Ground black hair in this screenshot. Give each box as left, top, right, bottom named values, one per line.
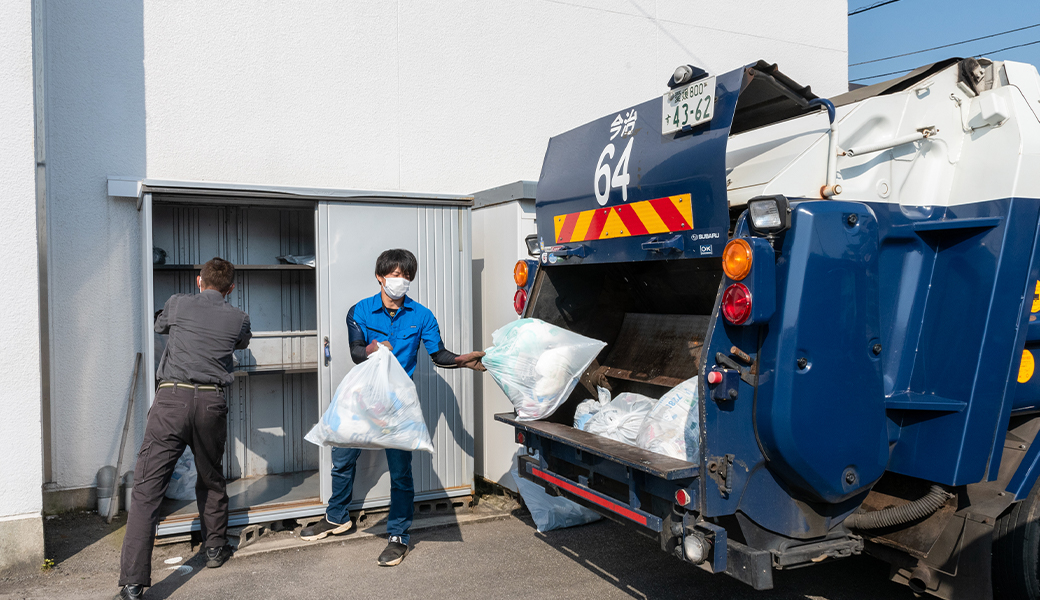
left=375, top=249, right=418, bottom=281
left=200, top=257, right=235, bottom=293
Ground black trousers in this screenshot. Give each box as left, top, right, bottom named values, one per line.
left=118, top=385, right=229, bottom=587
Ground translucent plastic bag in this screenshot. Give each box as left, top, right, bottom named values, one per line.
left=573, top=386, right=611, bottom=430
left=512, top=468, right=601, bottom=532
left=483, top=319, right=606, bottom=421
left=581, top=392, right=655, bottom=446
left=305, top=345, right=434, bottom=453
left=636, top=378, right=700, bottom=462
left=166, top=447, right=197, bottom=500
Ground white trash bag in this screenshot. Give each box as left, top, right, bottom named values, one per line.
left=483, top=319, right=606, bottom=421
left=573, top=386, right=611, bottom=430
left=166, top=446, right=197, bottom=500
left=512, top=468, right=601, bottom=532
left=636, top=378, right=701, bottom=462
left=305, top=345, right=434, bottom=453
left=581, top=392, right=655, bottom=446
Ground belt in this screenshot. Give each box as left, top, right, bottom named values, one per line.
left=158, top=382, right=224, bottom=392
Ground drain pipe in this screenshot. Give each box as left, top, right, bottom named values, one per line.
left=809, top=98, right=841, bottom=198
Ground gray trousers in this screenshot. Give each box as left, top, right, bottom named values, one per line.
left=118, top=385, right=229, bottom=587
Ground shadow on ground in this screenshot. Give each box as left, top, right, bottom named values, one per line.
left=522, top=512, right=915, bottom=600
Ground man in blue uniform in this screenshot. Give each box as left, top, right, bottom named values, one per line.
left=300, top=249, right=484, bottom=566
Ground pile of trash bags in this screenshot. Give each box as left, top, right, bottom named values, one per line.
left=483, top=318, right=700, bottom=462
left=482, top=319, right=606, bottom=421
left=570, top=378, right=699, bottom=462
left=306, top=345, right=434, bottom=453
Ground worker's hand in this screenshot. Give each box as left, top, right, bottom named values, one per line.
left=366, top=340, right=393, bottom=356
left=455, top=351, right=486, bottom=371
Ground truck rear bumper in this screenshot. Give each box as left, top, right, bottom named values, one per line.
left=495, top=412, right=698, bottom=480
left=499, top=412, right=776, bottom=590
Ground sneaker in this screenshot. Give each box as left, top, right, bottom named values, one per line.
left=299, top=517, right=353, bottom=541
left=115, top=584, right=144, bottom=599
left=377, top=535, right=409, bottom=567
left=205, top=544, right=233, bottom=569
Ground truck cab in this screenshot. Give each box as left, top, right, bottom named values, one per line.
left=497, top=57, right=1040, bottom=599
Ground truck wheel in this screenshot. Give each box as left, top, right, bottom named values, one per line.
left=993, top=477, right=1040, bottom=600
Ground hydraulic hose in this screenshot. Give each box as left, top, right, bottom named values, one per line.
left=844, top=485, right=953, bottom=530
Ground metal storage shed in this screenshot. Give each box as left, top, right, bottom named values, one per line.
left=116, top=178, right=475, bottom=535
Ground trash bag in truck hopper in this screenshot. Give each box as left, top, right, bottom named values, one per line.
left=573, top=386, right=612, bottom=430
left=580, top=392, right=655, bottom=446
left=636, top=377, right=700, bottom=462
left=305, top=345, right=434, bottom=452
left=483, top=318, right=606, bottom=421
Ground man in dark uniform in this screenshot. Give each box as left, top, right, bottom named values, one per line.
left=116, top=258, right=251, bottom=600
left=300, top=248, right=484, bottom=567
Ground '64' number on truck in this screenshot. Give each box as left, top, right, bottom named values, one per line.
left=594, top=109, right=638, bottom=205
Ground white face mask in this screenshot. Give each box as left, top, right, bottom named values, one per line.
left=382, top=277, right=410, bottom=300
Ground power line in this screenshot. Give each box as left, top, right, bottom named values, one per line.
left=850, top=39, right=1040, bottom=82
left=849, top=0, right=903, bottom=17
left=851, top=23, right=1040, bottom=66
left=975, top=38, right=1040, bottom=56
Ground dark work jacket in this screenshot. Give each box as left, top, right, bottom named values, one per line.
left=155, top=289, right=251, bottom=386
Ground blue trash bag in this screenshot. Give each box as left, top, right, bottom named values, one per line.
left=512, top=468, right=602, bottom=533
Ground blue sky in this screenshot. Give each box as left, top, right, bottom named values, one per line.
left=848, top=0, right=1040, bottom=86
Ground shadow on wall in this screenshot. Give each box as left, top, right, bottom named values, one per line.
left=44, top=0, right=147, bottom=565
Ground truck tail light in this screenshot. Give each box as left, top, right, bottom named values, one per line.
left=721, top=283, right=752, bottom=324
left=514, top=260, right=529, bottom=287
left=514, top=289, right=528, bottom=315
left=722, top=238, right=752, bottom=281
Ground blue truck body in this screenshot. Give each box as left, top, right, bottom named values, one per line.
left=498, top=58, right=1040, bottom=599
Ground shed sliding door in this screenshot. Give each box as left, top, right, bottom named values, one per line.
left=318, top=201, right=474, bottom=507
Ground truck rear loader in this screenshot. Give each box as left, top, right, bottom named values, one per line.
left=497, top=57, right=1040, bottom=599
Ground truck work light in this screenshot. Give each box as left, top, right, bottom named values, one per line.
left=747, top=194, right=792, bottom=236
left=722, top=239, right=753, bottom=281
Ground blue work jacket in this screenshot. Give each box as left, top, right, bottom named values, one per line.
left=346, top=293, right=447, bottom=377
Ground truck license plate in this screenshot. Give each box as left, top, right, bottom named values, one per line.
left=662, top=76, right=716, bottom=135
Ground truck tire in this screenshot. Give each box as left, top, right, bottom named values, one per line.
left=993, top=477, right=1040, bottom=600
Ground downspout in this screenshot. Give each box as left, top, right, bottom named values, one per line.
left=32, top=0, right=53, bottom=486
left=809, top=98, right=841, bottom=198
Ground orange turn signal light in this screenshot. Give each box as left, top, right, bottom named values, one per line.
left=514, top=260, right=529, bottom=287
left=722, top=239, right=753, bottom=281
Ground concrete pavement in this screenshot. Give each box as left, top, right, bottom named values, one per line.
left=1, top=506, right=916, bottom=600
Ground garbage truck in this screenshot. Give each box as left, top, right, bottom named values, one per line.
left=496, top=57, right=1040, bottom=600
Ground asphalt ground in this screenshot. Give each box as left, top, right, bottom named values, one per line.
left=1, top=506, right=918, bottom=600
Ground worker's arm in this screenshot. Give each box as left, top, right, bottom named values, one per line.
left=235, top=314, right=252, bottom=350
left=154, top=298, right=174, bottom=334
left=421, top=313, right=485, bottom=371
left=346, top=305, right=384, bottom=364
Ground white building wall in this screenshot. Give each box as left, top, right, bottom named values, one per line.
left=0, top=0, right=45, bottom=572
left=39, top=0, right=846, bottom=494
